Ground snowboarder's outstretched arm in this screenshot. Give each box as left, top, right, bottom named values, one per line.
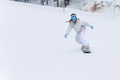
left=84, top=21, right=94, bottom=29
left=64, top=23, right=73, bottom=38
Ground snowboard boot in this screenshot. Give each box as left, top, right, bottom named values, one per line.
left=81, top=46, right=91, bottom=53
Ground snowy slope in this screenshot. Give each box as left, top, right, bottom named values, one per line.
left=68, top=0, right=120, bottom=14
left=0, top=1, right=120, bottom=80
left=13, top=0, right=120, bottom=15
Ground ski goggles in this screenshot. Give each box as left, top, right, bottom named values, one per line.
left=71, top=15, right=77, bottom=21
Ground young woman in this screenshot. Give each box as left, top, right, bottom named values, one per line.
left=64, top=13, right=94, bottom=53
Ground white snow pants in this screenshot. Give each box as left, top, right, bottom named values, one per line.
left=75, top=29, right=89, bottom=46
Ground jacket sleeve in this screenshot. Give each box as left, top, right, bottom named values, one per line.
left=65, top=23, right=73, bottom=35
left=84, top=21, right=92, bottom=28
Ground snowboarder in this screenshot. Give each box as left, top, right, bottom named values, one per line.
left=64, top=13, right=94, bottom=53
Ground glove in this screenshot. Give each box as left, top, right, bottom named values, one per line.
left=64, top=33, right=68, bottom=38
left=90, top=25, right=94, bottom=29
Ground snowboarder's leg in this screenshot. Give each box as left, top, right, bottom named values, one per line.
left=75, top=29, right=91, bottom=53
left=75, top=29, right=89, bottom=46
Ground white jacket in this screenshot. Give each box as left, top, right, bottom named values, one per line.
left=66, top=19, right=91, bottom=35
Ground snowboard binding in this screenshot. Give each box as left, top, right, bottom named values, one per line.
left=81, top=46, right=91, bottom=53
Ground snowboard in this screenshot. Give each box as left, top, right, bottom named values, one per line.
left=81, top=46, right=91, bottom=53
left=82, top=50, right=91, bottom=53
